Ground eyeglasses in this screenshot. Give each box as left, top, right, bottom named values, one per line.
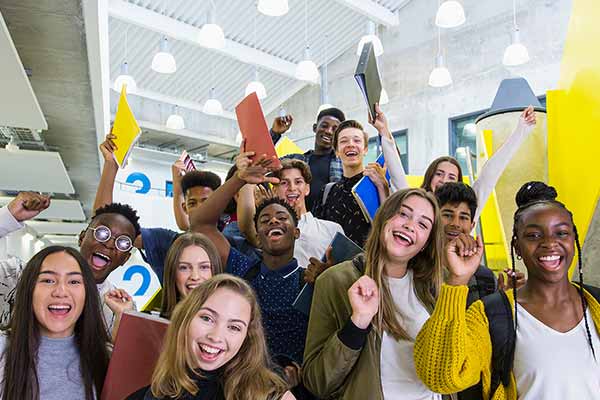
left=87, top=225, right=133, bottom=252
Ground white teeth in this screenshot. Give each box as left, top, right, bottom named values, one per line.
left=268, top=228, right=284, bottom=237
left=200, top=344, right=221, bottom=354
left=48, top=305, right=71, bottom=310
left=94, top=252, right=111, bottom=262
left=393, top=232, right=414, bottom=245
left=540, top=255, right=561, bottom=261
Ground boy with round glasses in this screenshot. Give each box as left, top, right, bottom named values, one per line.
left=78, top=202, right=141, bottom=335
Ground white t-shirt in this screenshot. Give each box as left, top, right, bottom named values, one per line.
left=294, top=212, right=343, bottom=268
left=380, top=270, right=442, bottom=400
left=514, top=305, right=600, bottom=399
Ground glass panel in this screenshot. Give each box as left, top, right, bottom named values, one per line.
left=364, top=130, right=408, bottom=172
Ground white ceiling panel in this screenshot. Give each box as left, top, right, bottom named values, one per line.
left=0, top=148, right=75, bottom=194
left=26, top=221, right=88, bottom=236
left=0, top=10, right=47, bottom=130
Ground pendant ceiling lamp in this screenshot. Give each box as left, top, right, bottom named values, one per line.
left=166, top=105, right=185, bottom=130
left=295, top=0, right=320, bottom=84
left=257, top=0, right=289, bottom=17
left=151, top=36, right=177, bottom=74
left=199, top=1, right=225, bottom=49
left=428, top=26, right=452, bottom=88
left=203, top=88, right=223, bottom=116
left=503, top=0, right=530, bottom=66
left=245, top=10, right=268, bottom=99
left=356, top=21, right=383, bottom=57
left=114, top=27, right=137, bottom=93
left=435, top=1, right=466, bottom=28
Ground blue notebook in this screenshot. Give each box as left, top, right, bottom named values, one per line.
left=293, top=233, right=364, bottom=316
left=352, top=153, right=390, bottom=222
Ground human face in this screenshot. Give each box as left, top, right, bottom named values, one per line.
left=336, top=128, right=368, bottom=169
left=514, top=204, right=575, bottom=284
left=183, top=186, right=214, bottom=216
left=33, top=252, right=86, bottom=339
left=188, top=288, right=251, bottom=371
left=275, top=168, right=309, bottom=213
left=79, top=213, right=135, bottom=283
left=440, top=202, right=474, bottom=242
left=175, top=245, right=213, bottom=298
left=256, top=203, right=298, bottom=256
left=313, top=115, right=341, bottom=151
left=383, top=195, right=435, bottom=263
left=430, top=161, right=460, bottom=192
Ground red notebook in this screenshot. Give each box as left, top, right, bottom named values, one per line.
left=101, top=311, right=170, bottom=400
left=235, top=92, right=282, bottom=169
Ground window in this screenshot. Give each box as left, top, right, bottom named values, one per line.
left=364, top=129, right=409, bottom=173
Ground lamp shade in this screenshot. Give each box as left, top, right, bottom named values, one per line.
left=257, top=0, right=289, bottom=16
left=113, top=61, right=137, bottom=93
left=203, top=97, right=223, bottom=116
left=295, top=47, right=320, bottom=84
left=166, top=114, right=185, bottom=130
left=151, top=37, right=176, bottom=74
left=356, top=21, right=383, bottom=56
left=199, top=23, right=225, bottom=49
left=503, top=29, right=530, bottom=66
left=318, top=103, right=333, bottom=113
left=428, top=55, right=452, bottom=87
left=476, top=77, right=545, bottom=123
left=245, top=80, right=267, bottom=99
left=435, top=1, right=466, bottom=28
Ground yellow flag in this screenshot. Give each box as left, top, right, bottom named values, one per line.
left=275, top=136, right=304, bottom=157
left=112, top=86, right=141, bottom=168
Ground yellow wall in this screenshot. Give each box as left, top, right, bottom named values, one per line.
left=548, top=0, right=600, bottom=275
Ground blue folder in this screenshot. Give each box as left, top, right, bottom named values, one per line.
left=352, top=153, right=390, bottom=222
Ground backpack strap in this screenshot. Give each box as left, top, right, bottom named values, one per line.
left=482, top=290, right=516, bottom=396
left=474, top=266, right=497, bottom=300
left=321, top=182, right=336, bottom=206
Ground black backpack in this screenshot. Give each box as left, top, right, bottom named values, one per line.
left=458, top=283, right=600, bottom=400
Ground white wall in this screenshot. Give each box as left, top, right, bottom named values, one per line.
left=269, top=0, right=571, bottom=174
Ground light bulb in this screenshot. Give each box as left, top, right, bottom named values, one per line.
left=151, top=37, right=177, bottom=74
left=428, top=55, right=452, bottom=88
left=113, top=61, right=137, bottom=93
left=435, top=1, right=466, bottom=28
left=503, top=29, right=530, bottom=66
left=257, top=0, right=289, bottom=16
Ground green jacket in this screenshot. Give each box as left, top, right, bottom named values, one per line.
left=302, top=256, right=384, bottom=400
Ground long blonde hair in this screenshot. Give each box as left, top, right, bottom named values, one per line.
left=161, top=232, right=223, bottom=319
left=151, top=274, right=288, bottom=400
left=364, top=189, right=444, bottom=341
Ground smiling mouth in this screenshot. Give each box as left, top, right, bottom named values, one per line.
left=198, top=343, right=224, bottom=362
left=91, top=252, right=111, bottom=270
left=345, top=150, right=358, bottom=157
left=445, top=230, right=460, bottom=238
left=392, top=231, right=414, bottom=245
left=267, top=228, right=284, bottom=238
left=321, top=135, right=332, bottom=144
left=48, top=304, right=72, bottom=316
left=186, top=283, right=201, bottom=291
left=537, top=255, right=563, bottom=271
left=286, top=194, right=300, bottom=203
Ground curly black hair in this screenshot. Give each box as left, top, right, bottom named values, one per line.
left=435, top=182, right=477, bottom=220
left=253, top=197, right=299, bottom=228
left=93, top=203, right=141, bottom=237
left=181, top=170, right=222, bottom=196
left=316, top=107, right=345, bottom=123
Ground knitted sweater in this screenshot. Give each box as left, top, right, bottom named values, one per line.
left=413, top=284, right=600, bottom=400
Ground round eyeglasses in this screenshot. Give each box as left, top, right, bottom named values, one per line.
left=88, top=225, right=133, bottom=252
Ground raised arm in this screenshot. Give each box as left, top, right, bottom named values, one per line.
left=93, top=132, right=119, bottom=212
left=171, top=160, right=189, bottom=231
left=472, top=106, right=536, bottom=222
left=414, top=236, right=490, bottom=393
left=1, top=192, right=51, bottom=238
left=236, top=183, right=260, bottom=248
left=190, top=151, right=280, bottom=265
left=269, top=115, right=293, bottom=146
left=368, top=103, right=409, bottom=192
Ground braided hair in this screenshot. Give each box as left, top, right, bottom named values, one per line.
left=511, top=181, right=595, bottom=359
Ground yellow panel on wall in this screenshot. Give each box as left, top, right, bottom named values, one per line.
left=275, top=136, right=304, bottom=157
left=548, top=0, right=600, bottom=276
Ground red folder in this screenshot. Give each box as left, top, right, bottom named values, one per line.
left=101, top=311, right=170, bottom=400
left=235, top=93, right=282, bottom=169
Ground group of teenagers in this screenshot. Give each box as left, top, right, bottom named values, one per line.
left=0, top=100, right=598, bottom=400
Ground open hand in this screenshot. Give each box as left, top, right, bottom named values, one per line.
left=519, top=105, right=536, bottom=132
left=348, top=275, right=379, bottom=329
left=445, top=234, right=484, bottom=286
left=99, top=129, right=118, bottom=167
left=235, top=152, right=280, bottom=185
left=364, top=163, right=389, bottom=192
left=7, top=192, right=51, bottom=222
left=171, top=159, right=186, bottom=181
left=368, top=103, right=392, bottom=139
left=304, top=247, right=334, bottom=284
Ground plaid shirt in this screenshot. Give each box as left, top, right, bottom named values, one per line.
left=271, top=130, right=343, bottom=182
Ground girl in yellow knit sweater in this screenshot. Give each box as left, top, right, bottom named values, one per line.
left=414, top=181, right=600, bottom=400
